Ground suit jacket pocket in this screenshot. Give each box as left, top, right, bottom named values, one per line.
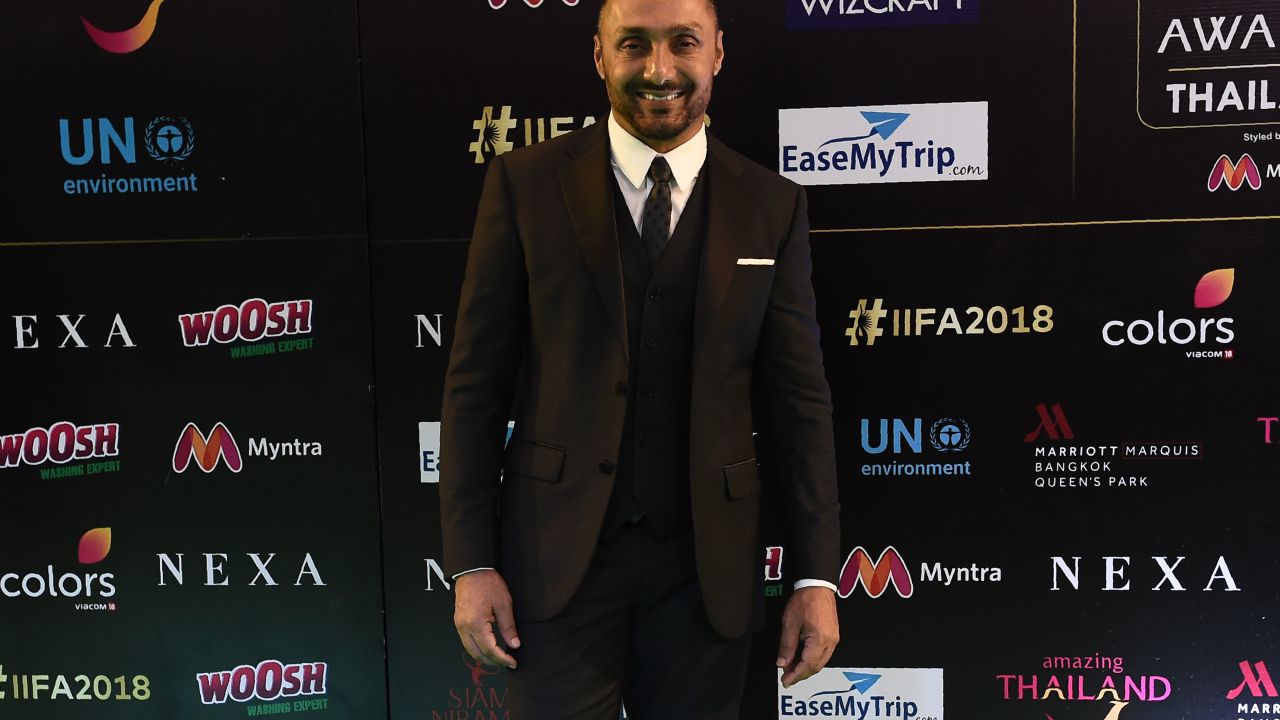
left=504, top=438, right=566, bottom=483
left=723, top=458, right=761, bottom=499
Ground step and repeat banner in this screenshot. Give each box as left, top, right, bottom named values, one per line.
left=5, top=0, right=1279, bottom=719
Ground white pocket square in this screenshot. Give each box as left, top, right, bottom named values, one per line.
left=736, top=258, right=775, bottom=266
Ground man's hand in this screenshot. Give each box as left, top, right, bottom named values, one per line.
left=777, top=586, right=839, bottom=689
left=454, top=569, right=521, bottom=669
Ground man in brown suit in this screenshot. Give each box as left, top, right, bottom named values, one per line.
left=440, top=0, right=841, bottom=717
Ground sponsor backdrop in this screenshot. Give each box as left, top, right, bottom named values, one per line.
left=4, top=0, right=1279, bottom=719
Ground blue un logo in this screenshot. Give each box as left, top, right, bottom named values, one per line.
left=929, top=418, right=970, bottom=452
left=144, top=116, right=195, bottom=162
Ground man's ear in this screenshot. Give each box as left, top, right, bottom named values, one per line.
left=593, top=34, right=606, bottom=79
left=713, top=29, right=724, bottom=76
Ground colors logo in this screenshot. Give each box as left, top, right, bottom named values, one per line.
left=1102, top=268, right=1236, bottom=356
left=0, top=422, right=120, bottom=470
left=81, top=0, right=166, bottom=54
left=837, top=546, right=913, bottom=598
left=1, top=528, right=117, bottom=602
left=1208, top=154, right=1262, bottom=191
left=196, top=660, right=327, bottom=705
left=173, top=423, right=242, bottom=473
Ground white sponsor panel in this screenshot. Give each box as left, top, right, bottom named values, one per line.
left=779, top=102, right=987, bottom=185
left=778, top=667, right=944, bottom=719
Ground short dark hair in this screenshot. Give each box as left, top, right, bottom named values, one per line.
left=596, top=0, right=720, bottom=34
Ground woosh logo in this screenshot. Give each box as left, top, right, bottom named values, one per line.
left=81, top=0, right=166, bottom=54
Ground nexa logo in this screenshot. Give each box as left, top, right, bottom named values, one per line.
left=10, top=314, right=135, bottom=349
left=178, top=298, right=312, bottom=347
left=1025, top=403, right=1074, bottom=442
left=416, top=314, right=443, bottom=348
left=1208, top=154, right=1262, bottom=191
left=836, top=546, right=913, bottom=599
left=1050, top=555, right=1240, bottom=591
left=173, top=423, right=242, bottom=473
left=81, top=0, right=166, bottom=54
left=157, top=552, right=325, bottom=587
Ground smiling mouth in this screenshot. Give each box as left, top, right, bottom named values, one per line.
left=638, top=90, right=684, bottom=101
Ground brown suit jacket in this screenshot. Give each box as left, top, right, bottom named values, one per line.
left=440, top=119, right=840, bottom=639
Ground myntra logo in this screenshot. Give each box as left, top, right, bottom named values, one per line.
left=836, top=546, right=913, bottom=599
left=173, top=422, right=242, bottom=473
left=178, top=298, right=312, bottom=347
left=196, top=660, right=327, bottom=705
left=81, top=0, right=166, bottom=54
left=1, top=528, right=116, bottom=599
left=0, top=422, right=120, bottom=469
left=1208, top=154, right=1262, bottom=191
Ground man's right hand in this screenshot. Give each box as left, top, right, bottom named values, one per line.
left=453, top=569, right=521, bottom=670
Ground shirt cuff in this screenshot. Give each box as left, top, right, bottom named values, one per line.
left=793, top=578, right=838, bottom=592
left=451, top=567, right=495, bottom=580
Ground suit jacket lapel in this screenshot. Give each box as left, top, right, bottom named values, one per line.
left=693, top=135, right=749, bottom=359
left=559, top=122, right=629, bottom=363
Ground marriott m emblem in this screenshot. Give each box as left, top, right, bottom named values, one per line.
left=173, top=422, right=243, bottom=473
left=1025, top=403, right=1074, bottom=442
left=1229, top=660, right=1279, bottom=699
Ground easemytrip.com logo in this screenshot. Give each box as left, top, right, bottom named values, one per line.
left=787, top=0, right=978, bottom=32
left=80, top=0, right=165, bottom=54
left=470, top=106, right=597, bottom=164
left=0, top=422, right=121, bottom=480
left=1228, top=660, right=1280, bottom=720
left=1101, top=268, right=1235, bottom=359
left=779, top=102, right=987, bottom=185
left=845, top=298, right=1053, bottom=347
left=996, top=653, right=1170, bottom=720
left=419, top=421, right=513, bottom=483
left=1, top=528, right=117, bottom=611
left=59, top=116, right=197, bottom=197
left=173, top=422, right=322, bottom=474
left=178, top=298, right=314, bottom=359
left=836, top=546, right=1002, bottom=600
left=858, top=417, right=972, bottom=478
left=779, top=667, right=943, bottom=719
left=1024, top=402, right=1202, bottom=491
left=196, top=659, right=328, bottom=714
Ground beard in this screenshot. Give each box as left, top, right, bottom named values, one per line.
left=606, top=74, right=712, bottom=144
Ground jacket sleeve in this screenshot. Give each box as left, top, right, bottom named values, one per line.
left=755, top=185, right=842, bottom=585
left=439, top=155, right=529, bottom=577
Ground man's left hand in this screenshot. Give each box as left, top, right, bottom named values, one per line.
left=777, top=586, right=839, bottom=689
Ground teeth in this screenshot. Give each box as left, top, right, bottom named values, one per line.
left=640, top=92, right=681, bottom=101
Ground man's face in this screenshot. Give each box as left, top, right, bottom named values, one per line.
left=594, top=0, right=723, bottom=152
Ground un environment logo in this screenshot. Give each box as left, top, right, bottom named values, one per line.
left=929, top=418, right=971, bottom=453
left=144, top=116, right=195, bottom=163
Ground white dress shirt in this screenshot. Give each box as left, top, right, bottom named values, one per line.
left=456, top=115, right=837, bottom=595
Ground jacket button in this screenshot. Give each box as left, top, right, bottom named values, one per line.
left=642, top=387, right=655, bottom=399
left=598, top=461, right=615, bottom=475
left=639, top=434, right=653, bottom=448
left=645, top=336, right=659, bottom=349
left=648, top=287, right=663, bottom=301
left=614, top=381, right=628, bottom=396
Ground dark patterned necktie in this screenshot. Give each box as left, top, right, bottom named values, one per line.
left=640, top=156, right=673, bottom=267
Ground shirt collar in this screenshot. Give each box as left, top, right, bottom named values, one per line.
left=607, top=111, right=707, bottom=192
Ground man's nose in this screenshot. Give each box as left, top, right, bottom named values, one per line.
left=644, top=44, right=676, bottom=85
